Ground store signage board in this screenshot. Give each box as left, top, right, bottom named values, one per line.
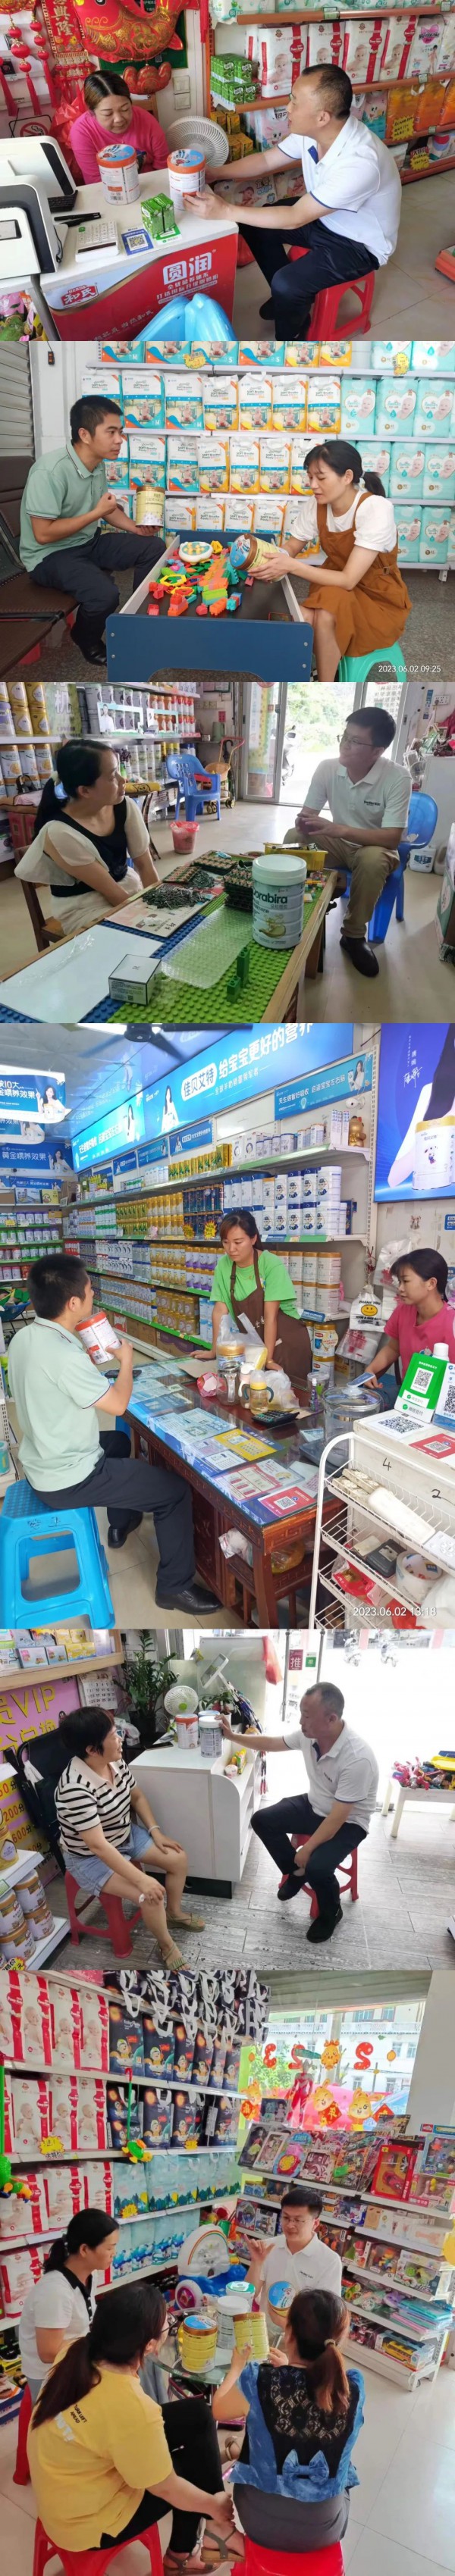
left=0, top=1142, right=73, bottom=1176
left=375, top=1023, right=455, bottom=1203
left=0, top=1068, right=65, bottom=1122
left=143, top=1028, right=353, bottom=1145
left=275, top=1050, right=370, bottom=1120
left=170, top=1119, right=213, bottom=1159
left=73, top=1088, right=146, bottom=1169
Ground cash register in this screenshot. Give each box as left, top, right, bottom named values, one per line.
left=0, top=139, right=77, bottom=323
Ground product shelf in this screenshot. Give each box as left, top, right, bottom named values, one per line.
left=0, top=2201, right=205, bottom=2254
left=0, top=1850, right=43, bottom=1890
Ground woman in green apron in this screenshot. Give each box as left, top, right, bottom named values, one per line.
left=210, top=1210, right=312, bottom=1390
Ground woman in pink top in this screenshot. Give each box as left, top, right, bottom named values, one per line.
left=365, top=1248, right=455, bottom=1390
left=71, top=70, right=168, bottom=189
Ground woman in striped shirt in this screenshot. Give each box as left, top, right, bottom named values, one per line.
left=55, top=1707, right=205, bottom=1967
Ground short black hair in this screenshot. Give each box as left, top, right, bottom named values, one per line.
left=393, top=1247, right=448, bottom=1301
left=281, top=2186, right=324, bottom=2218
left=58, top=1708, right=117, bottom=1761
left=299, top=64, right=353, bottom=119
left=70, top=395, right=122, bottom=446
left=27, top=1253, right=89, bottom=1319
left=303, top=1682, right=345, bottom=1720
left=344, top=708, right=397, bottom=750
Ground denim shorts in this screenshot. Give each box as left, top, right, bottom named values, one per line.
left=61, top=1820, right=152, bottom=1894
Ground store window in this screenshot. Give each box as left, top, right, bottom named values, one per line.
left=240, top=1997, right=425, bottom=2130
left=280, top=682, right=356, bottom=805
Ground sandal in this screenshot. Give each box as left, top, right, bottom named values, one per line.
left=160, top=1939, right=185, bottom=1968
left=168, top=1911, right=206, bottom=1933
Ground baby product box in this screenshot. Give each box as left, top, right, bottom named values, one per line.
left=225, top=493, right=254, bottom=531
left=394, top=504, right=422, bottom=557
left=167, top=437, right=200, bottom=493
left=306, top=374, right=342, bottom=433
left=165, top=499, right=197, bottom=532
left=196, top=496, right=225, bottom=532
left=165, top=374, right=204, bottom=430
left=128, top=436, right=166, bottom=490
left=390, top=443, right=425, bottom=498
left=271, top=372, right=308, bottom=431
left=122, top=371, right=165, bottom=430
left=407, top=15, right=443, bottom=77
left=290, top=437, right=312, bottom=492
left=411, top=341, right=455, bottom=371
left=239, top=339, right=285, bottom=365
left=362, top=443, right=391, bottom=490
left=259, top=437, right=290, bottom=492
left=198, top=436, right=230, bottom=493
left=230, top=437, right=260, bottom=492
left=202, top=377, right=239, bottom=433
left=253, top=496, right=285, bottom=535
left=375, top=380, right=418, bottom=434
left=371, top=341, right=412, bottom=373
left=423, top=448, right=455, bottom=501
left=419, top=509, right=451, bottom=561
left=239, top=373, right=273, bottom=430
left=81, top=366, right=122, bottom=405
left=105, top=440, right=129, bottom=487
left=342, top=20, right=384, bottom=82
left=414, top=380, right=455, bottom=437
left=340, top=377, right=377, bottom=436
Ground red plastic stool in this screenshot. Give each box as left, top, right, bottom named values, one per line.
left=33, top=2517, right=164, bottom=2576
left=64, top=1870, right=141, bottom=1960
left=13, top=2381, right=32, bottom=2484
left=243, top=2539, right=344, bottom=2576
left=290, top=1836, right=359, bottom=1921
left=287, top=255, right=376, bottom=336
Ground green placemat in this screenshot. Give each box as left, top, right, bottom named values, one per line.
left=110, top=887, right=323, bottom=1026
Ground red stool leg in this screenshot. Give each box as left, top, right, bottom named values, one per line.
left=350, top=1847, right=359, bottom=1901
left=13, top=2382, right=32, bottom=2484
left=99, top=1893, right=133, bottom=1958
left=309, top=1889, right=319, bottom=1922
left=65, top=1871, right=82, bottom=1944
left=32, top=2523, right=54, bottom=2576
left=149, top=2530, right=164, bottom=2576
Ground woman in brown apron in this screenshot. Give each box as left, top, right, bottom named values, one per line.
left=254, top=440, right=411, bottom=681
left=211, top=1210, right=312, bottom=1393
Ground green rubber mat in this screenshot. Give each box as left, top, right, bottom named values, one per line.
left=110, top=887, right=323, bottom=1025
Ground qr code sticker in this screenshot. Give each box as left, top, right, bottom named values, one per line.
left=441, top=1379, right=455, bottom=1416
left=413, top=1367, right=432, bottom=1392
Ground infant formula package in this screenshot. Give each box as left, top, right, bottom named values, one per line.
left=198, top=437, right=230, bottom=492
left=290, top=437, right=312, bottom=493
left=340, top=377, right=377, bottom=436
left=411, top=340, right=455, bottom=371
left=202, top=377, right=239, bottom=432
left=394, top=504, right=422, bottom=558
left=230, top=437, right=260, bottom=493
left=423, top=449, right=455, bottom=502
left=419, top=509, right=451, bottom=562
left=259, top=437, right=290, bottom=492
left=167, top=437, right=200, bottom=493
left=81, top=366, right=122, bottom=405
left=105, top=440, right=129, bottom=487
left=361, top=443, right=391, bottom=492
left=225, top=493, right=254, bottom=531
left=253, top=496, right=285, bottom=536
left=371, top=341, right=412, bottom=373
left=390, top=443, right=425, bottom=498
left=239, top=372, right=273, bottom=430
left=196, top=496, right=225, bottom=532
left=121, top=371, right=165, bottom=430
left=128, top=436, right=166, bottom=490
left=306, top=374, right=341, bottom=432
left=272, top=374, right=308, bottom=432
left=375, top=378, right=418, bottom=434
left=414, top=380, right=455, bottom=437
left=165, top=374, right=204, bottom=430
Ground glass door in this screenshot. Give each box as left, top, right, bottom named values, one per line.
left=241, top=682, right=281, bottom=800
left=280, top=681, right=357, bottom=806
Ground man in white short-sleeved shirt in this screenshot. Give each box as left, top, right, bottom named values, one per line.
left=221, top=1681, right=378, bottom=1945
left=196, top=64, right=400, bottom=339
left=284, top=704, right=410, bottom=962
left=243, top=2186, right=343, bottom=2329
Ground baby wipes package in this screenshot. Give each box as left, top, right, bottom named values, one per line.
left=198, top=436, right=230, bottom=492
left=196, top=496, right=225, bottom=532
left=394, top=504, right=422, bottom=557
left=253, top=496, right=285, bottom=536
left=121, top=371, right=165, bottom=430
left=423, top=448, right=455, bottom=501
left=259, top=437, right=290, bottom=491
left=239, top=372, right=273, bottom=430
left=165, top=499, right=197, bottom=532
left=105, top=439, right=129, bottom=487
left=165, top=374, right=204, bottom=430
left=375, top=379, right=418, bottom=433
left=411, top=340, right=455, bottom=371
left=167, top=437, right=200, bottom=493
left=371, top=341, right=412, bottom=373
left=361, top=443, right=391, bottom=491
left=340, top=377, right=377, bottom=436
left=390, top=444, right=425, bottom=497
left=290, top=437, right=312, bottom=492
left=271, top=374, right=308, bottom=432
left=419, top=509, right=451, bottom=561
left=414, top=379, right=455, bottom=437
left=128, top=435, right=166, bottom=490
left=306, top=374, right=342, bottom=432
left=230, top=437, right=260, bottom=492
left=202, top=377, right=239, bottom=432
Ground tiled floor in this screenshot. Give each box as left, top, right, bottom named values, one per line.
left=2, top=2349, right=455, bottom=2576
left=232, top=171, right=455, bottom=343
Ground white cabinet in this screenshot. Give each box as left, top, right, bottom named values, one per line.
left=133, top=1745, right=261, bottom=1891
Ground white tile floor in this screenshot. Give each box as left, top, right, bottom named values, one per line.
left=232, top=171, right=455, bottom=341
left=2, top=2356, right=455, bottom=2576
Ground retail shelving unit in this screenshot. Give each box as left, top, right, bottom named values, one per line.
left=309, top=1416, right=455, bottom=1628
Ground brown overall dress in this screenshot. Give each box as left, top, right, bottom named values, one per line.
left=306, top=494, right=411, bottom=658
left=229, top=1248, right=312, bottom=1391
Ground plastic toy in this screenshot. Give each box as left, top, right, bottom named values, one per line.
left=0, top=2067, right=32, bottom=2203
left=147, top=534, right=259, bottom=624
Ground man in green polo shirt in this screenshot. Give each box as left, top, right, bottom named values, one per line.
left=20, top=394, right=162, bottom=665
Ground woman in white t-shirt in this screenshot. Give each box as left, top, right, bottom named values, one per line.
left=254, top=440, right=411, bottom=679
left=19, top=2208, right=118, bottom=2402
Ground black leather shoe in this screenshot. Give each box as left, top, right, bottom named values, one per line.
left=278, top=1874, right=302, bottom=1902
left=108, top=1516, right=143, bottom=1548
left=340, top=934, right=379, bottom=979
left=306, top=1905, right=343, bottom=1944
left=259, top=298, right=275, bottom=320
left=155, top=1580, right=221, bottom=1614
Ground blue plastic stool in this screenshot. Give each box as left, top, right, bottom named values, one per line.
left=367, top=788, right=438, bottom=943
left=337, top=641, right=407, bottom=681
left=0, top=1482, right=115, bottom=1629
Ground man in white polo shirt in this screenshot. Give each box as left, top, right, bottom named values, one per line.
left=224, top=1681, right=378, bottom=1945
left=286, top=703, right=410, bottom=969
left=197, top=65, right=400, bottom=340
left=243, top=2185, right=343, bottom=2328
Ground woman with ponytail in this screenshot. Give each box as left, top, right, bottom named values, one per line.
left=27, top=2282, right=232, bottom=2568
left=213, top=2287, right=364, bottom=2553
left=254, top=440, right=410, bottom=680
left=14, top=740, right=158, bottom=938
left=18, top=2208, right=118, bottom=2402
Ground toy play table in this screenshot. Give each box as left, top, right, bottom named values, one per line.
left=107, top=538, right=314, bottom=682
left=389, top=1784, right=455, bottom=1839
left=39, top=179, right=238, bottom=342
left=1, top=860, right=336, bottom=1020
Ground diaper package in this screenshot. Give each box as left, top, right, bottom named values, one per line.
left=0, top=1969, right=52, bottom=2066
left=196, top=496, right=225, bottom=531
left=283, top=496, right=320, bottom=548
left=341, top=18, right=384, bottom=81
left=225, top=493, right=254, bottom=530
left=251, top=27, right=303, bottom=96
left=81, top=366, right=122, bottom=405
left=380, top=16, right=416, bottom=76
left=361, top=90, right=387, bottom=136
left=239, top=372, right=273, bottom=430
left=436, top=18, right=455, bottom=71
left=253, top=495, right=285, bottom=535
left=361, top=443, right=391, bottom=490
left=198, top=436, right=230, bottom=491
left=318, top=340, right=353, bottom=368
left=259, top=436, right=290, bottom=491
left=202, top=376, right=239, bottom=432
left=371, top=341, right=412, bottom=373
left=271, top=372, right=308, bottom=430
left=375, top=379, right=418, bottom=433
left=105, top=440, right=129, bottom=487
left=239, top=339, right=285, bottom=365
left=230, top=437, right=260, bottom=491
left=411, top=340, right=455, bottom=371
left=290, top=436, right=312, bottom=491
left=285, top=342, right=320, bottom=368
left=307, top=24, right=344, bottom=64
left=340, top=377, right=377, bottom=436
left=165, top=498, right=197, bottom=531
left=390, top=443, right=425, bottom=496
left=128, top=435, right=166, bottom=490
left=394, top=504, right=422, bottom=557
left=165, top=374, right=204, bottom=430
left=419, top=508, right=451, bottom=561
left=422, top=448, right=455, bottom=501
left=407, top=15, right=444, bottom=77
left=167, top=437, right=200, bottom=493
left=306, top=374, right=342, bottom=431
left=121, top=371, right=165, bottom=430
left=0, top=2243, right=43, bottom=2318
left=414, top=380, right=455, bottom=437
